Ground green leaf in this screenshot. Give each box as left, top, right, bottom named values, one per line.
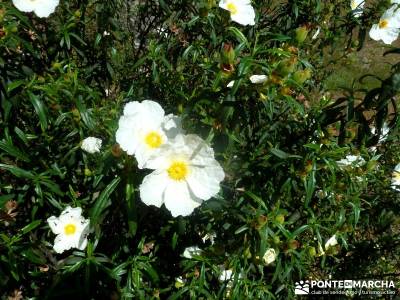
left=28, top=92, right=48, bottom=132
left=90, top=177, right=121, bottom=223
left=0, top=140, right=30, bottom=162
left=21, top=220, right=41, bottom=234
left=228, top=27, right=250, bottom=49
left=0, top=163, right=35, bottom=179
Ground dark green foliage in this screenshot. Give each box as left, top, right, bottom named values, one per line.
left=1, top=0, right=400, bottom=299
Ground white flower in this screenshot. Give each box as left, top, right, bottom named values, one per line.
left=219, top=268, right=233, bottom=282
left=249, top=74, right=268, bottom=84
left=336, top=155, right=365, bottom=168
left=81, top=137, right=102, bottom=154
left=369, top=5, right=400, bottom=44
left=116, top=100, right=182, bottom=169
left=139, top=134, right=225, bottom=217
left=391, top=163, right=400, bottom=191
left=182, top=246, right=203, bottom=259
left=219, top=0, right=256, bottom=26
left=227, top=80, right=235, bottom=88
left=325, top=235, right=338, bottom=249
left=392, top=0, right=400, bottom=4
left=47, top=206, right=90, bottom=254
left=12, top=0, right=59, bottom=18
left=262, top=248, right=277, bottom=265
left=350, top=0, right=364, bottom=17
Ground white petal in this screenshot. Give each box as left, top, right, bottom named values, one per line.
left=187, top=164, right=224, bottom=200
left=60, top=206, right=82, bottom=221
left=12, top=0, right=35, bottom=12
left=33, top=0, right=59, bottom=17
left=139, top=171, right=170, bottom=208
left=124, top=100, right=165, bottom=125
left=381, top=28, right=400, bottom=44
left=47, top=216, right=62, bottom=234
left=182, top=246, right=203, bottom=258
left=227, top=80, right=235, bottom=88
left=164, top=181, right=201, bottom=217
left=369, top=24, right=382, bottom=41
left=116, top=116, right=140, bottom=155
left=162, top=114, right=183, bottom=138
left=230, top=3, right=255, bottom=26
left=53, top=235, right=73, bottom=253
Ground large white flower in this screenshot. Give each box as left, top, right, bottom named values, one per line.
left=116, top=100, right=182, bottom=169
left=12, top=0, right=59, bottom=18
left=81, top=137, right=102, bottom=154
left=139, top=134, right=225, bottom=217
left=350, top=0, right=364, bottom=18
left=391, top=163, right=400, bottom=191
left=47, top=206, right=90, bottom=254
left=219, top=0, right=255, bottom=26
left=369, top=5, right=400, bottom=44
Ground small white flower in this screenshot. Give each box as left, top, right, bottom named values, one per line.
left=12, top=0, right=59, bottom=18
left=325, top=235, right=338, bottom=249
left=219, top=0, right=256, bottom=26
left=139, top=134, right=225, bottom=217
left=47, top=206, right=90, bottom=254
left=81, top=137, right=102, bottom=154
left=227, top=80, right=235, bottom=88
left=249, top=74, right=268, bottom=84
left=336, top=155, right=365, bottom=168
left=219, top=268, right=233, bottom=282
left=262, top=248, right=277, bottom=265
left=182, top=246, right=203, bottom=259
left=391, top=163, right=400, bottom=191
left=369, top=5, right=400, bottom=44
left=103, top=31, right=110, bottom=36
left=350, top=0, right=364, bottom=18
left=116, top=100, right=182, bottom=169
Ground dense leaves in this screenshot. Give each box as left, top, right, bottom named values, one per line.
left=1, top=0, right=400, bottom=299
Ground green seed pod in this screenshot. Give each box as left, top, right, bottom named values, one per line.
left=295, top=26, right=309, bottom=44
left=292, top=69, right=312, bottom=85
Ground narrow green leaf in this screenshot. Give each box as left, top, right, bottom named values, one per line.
left=90, top=177, right=121, bottom=223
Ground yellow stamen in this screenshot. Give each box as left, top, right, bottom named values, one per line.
left=379, top=19, right=389, bottom=29
left=393, top=171, right=400, bottom=182
left=227, top=2, right=238, bottom=15
left=167, top=161, right=188, bottom=181
left=145, top=131, right=162, bottom=148
left=64, top=224, right=76, bottom=235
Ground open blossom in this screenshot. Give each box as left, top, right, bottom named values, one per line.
left=219, top=0, right=255, bottom=26
left=81, top=137, right=102, bottom=154
left=369, top=5, right=400, bottom=44
left=47, top=206, right=90, bottom=254
left=249, top=75, right=268, bottom=84
left=350, top=0, right=364, bottom=17
left=391, top=163, right=400, bottom=191
left=116, top=100, right=182, bottom=169
left=12, top=0, right=59, bottom=18
left=139, top=134, right=225, bottom=217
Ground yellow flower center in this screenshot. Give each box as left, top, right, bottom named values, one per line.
left=379, top=19, right=389, bottom=29
left=350, top=1, right=357, bottom=9
left=64, top=224, right=76, bottom=235
left=167, top=161, right=188, bottom=181
left=393, top=171, right=400, bottom=182
left=227, top=2, right=238, bottom=15
left=144, top=131, right=162, bottom=148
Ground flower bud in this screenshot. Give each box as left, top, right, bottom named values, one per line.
left=275, top=214, right=285, bottom=224
left=276, top=57, right=297, bottom=77
left=292, top=69, right=311, bottom=85
left=295, top=26, right=309, bottom=44
left=221, top=43, right=236, bottom=65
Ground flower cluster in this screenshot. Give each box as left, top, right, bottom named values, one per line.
left=116, top=100, right=225, bottom=217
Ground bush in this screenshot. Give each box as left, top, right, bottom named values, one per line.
left=1, top=0, right=400, bottom=299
